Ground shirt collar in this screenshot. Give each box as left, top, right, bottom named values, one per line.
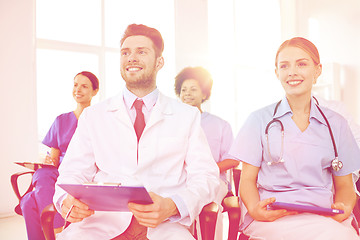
left=123, top=87, right=159, bottom=111
left=274, top=96, right=328, bottom=126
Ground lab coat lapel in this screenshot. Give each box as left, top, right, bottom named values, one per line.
left=145, top=93, right=172, bottom=131
left=107, top=93, right=133, bottom=129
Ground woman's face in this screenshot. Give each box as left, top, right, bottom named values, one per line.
left=73, top=74, right=97, bottom=104
left=275, top=46, right=322, bottom=98
left=179, top=79, right=206, bottom=109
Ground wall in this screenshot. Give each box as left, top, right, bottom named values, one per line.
left=0, top=0, right=38, bottom=217
left=174, top=0, right=209, bottom=72
left=295, top=0, right=360, bottom=123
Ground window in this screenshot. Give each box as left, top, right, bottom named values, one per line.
left=208, top=0, right=282, bottom=132
left=36, top=0, right=175, bottom=139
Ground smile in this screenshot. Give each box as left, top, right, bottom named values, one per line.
left=126, top=66, right=143, bottom=72
left=287, top=80, right=303, bottom=86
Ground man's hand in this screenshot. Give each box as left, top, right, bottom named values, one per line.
left=249, top=197, right=297, bottom=222
left=61, top=194, right=94, bottom=223
left=128, top=192, right=179, bottom=228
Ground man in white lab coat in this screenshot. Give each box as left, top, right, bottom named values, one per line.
left=53, top=24, right=220, bottom=240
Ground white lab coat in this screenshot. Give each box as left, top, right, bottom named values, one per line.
left=53, top=92, right=220, bottom=240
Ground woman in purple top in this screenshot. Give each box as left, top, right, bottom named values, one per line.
left=175, top=66, right=239, bottom=239
left=20, top=71, right=99, bottom=240
left=229, top=37, right=360, bottom=239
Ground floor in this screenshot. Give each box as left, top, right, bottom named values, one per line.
left=0, top=214, right=27, bottom=240
left=0, top=213, right=230, bottom=240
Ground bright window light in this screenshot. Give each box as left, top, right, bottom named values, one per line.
left=208, top=0, right=282, bottom=132
left=36, top=49, right=99, bottom=139
left=36, top=0, right=102, bottom=45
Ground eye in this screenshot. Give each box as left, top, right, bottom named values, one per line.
left=298, top=62, right=307, bottom=67
left=279, top=64, right=288, bottom=69
left=121, top=51, right=129, bottom=56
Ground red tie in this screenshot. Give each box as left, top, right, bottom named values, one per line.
left=133, top=100, right=145, bottom=141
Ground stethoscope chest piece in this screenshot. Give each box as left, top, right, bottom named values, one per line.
left=331, top=158, right=343, bottom=171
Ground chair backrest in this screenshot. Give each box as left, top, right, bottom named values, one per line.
left=10, top=171, right=35, bottom=215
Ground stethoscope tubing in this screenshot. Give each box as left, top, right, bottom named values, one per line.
left=265, top=97, right=339, bottom=168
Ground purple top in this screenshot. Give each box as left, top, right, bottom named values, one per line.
left=201, top=112, right=234, bottom=186
left=42, top=112, right=78, bottom=164
left=229, top=97, right=360, bottom=229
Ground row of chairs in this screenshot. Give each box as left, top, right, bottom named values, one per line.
left=12, top=168, right=360, bottom=240
left=11, top=168, right=246, bottom=240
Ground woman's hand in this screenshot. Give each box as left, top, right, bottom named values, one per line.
left=332, top=174, right=357, bottom=222
left=43, top=154, right=56, bottom=166
left=248, top=197, right=297, bottom=222
left=42, top=148, right=60, bottom=167
left=331, top=202, right=353, bottom=222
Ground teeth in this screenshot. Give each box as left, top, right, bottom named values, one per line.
left=127, top=67, right=141, bottom=72
left=288, top=80, right=302, bottom=85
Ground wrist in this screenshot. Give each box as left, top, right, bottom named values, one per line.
left=166, top=198, right=179, bottom=217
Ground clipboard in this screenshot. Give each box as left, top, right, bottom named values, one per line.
left=14, top=162, right=55, bottom=171
left=58, top=183, right=153, bottom=211
left=269, top=202, right=344, bottom=215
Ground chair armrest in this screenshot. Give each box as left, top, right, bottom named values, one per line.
left=223, top=196, right=241, bottom=240
left=198, top=202, right=219, bottom=240
left=232, top=168, right=241, bottom=197
left=11, top=171, right=35, bottom=201
left=41, top=204, right=57, bottom=240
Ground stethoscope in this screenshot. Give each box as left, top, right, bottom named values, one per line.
left=265, top=97, right=343, bottom=171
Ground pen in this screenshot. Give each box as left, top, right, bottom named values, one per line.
left=63, top=204, right=74, bottom=230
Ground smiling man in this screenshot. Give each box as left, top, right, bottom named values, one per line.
left=53, top=24, right=220, bottom=240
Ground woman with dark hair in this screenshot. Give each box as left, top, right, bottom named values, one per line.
left=229, top=37, right=360, bottom=239
left=175, top=66, right=239, bottom=239
left=20, top=71, right=99, bottom=240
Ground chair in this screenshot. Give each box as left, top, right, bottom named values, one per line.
left=223, top=168, right=249, bottom=240
left=41, top=204, right=58, bottom=240
left=40, top=202, right=220, bottom=240
left=11, top=171, right=35, bottom=215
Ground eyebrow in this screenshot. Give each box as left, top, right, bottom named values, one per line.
left=120, top=47, right=151, bottom=52
left=279, top=58, right=310, bottom=64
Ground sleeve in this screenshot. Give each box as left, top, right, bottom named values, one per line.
left=219, top=120, right=234, bottom=161
left=174, top=111, right=220, bottom=226
left=42, top=116, right=60, bottom=149
left=53, top=109, right=98, bottom=212
left=228, top=112, right=264, bottom=167
left=332, top=117, right=360, bottom=176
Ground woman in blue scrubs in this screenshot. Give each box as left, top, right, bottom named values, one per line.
left=20, top=71, right=99, bottom=240
left=229, top=37, right=360, bottom=239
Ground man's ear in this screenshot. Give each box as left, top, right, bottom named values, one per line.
left=156, top=56, right=164, bottom=71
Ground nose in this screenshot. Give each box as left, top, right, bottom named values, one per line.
left=288, top=65, right=298, bottom=76
left=128, top=52, right=138, bottom=63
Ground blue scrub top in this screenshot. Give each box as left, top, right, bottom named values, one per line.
left=42, top=111, right=78, bottom=164
left=229, top=96, right=360, bottom=208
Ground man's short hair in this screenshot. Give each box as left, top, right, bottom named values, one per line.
left=120, top=24, right=164, bottom=57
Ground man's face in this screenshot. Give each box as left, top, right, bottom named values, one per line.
left=120, top=35, right=163, bottom=90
